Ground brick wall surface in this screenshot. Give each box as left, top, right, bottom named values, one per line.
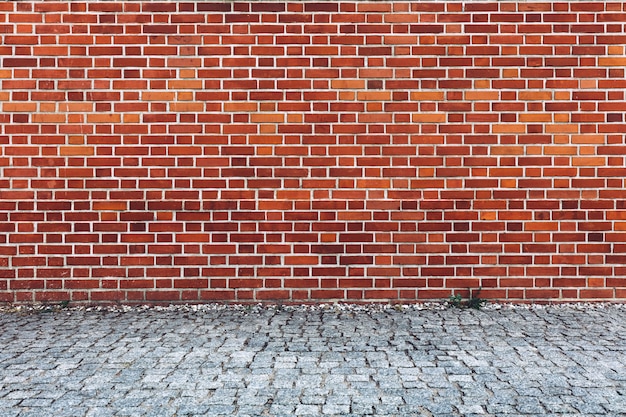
left=1, top=1, right=626, bottom=304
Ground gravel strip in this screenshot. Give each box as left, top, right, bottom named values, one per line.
left=2, top=301, right=625, bottom=315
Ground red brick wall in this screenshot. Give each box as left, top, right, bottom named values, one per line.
left=1, top=1, right=626, bottom=304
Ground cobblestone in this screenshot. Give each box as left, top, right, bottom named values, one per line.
left=0, top=304, right=625, bottom=416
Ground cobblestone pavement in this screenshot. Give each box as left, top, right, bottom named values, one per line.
left=1, top=304, right=626, bottom=417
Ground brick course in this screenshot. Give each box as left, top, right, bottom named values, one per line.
left=1, top=2, right=626, bottom=303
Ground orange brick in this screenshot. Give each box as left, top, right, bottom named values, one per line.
left=331, top=79, right=365, bottom=89
left=250, top=113, right=285, bottom=123
left=518, top=91, right=552, bottom=101
left=143, top=91, right=175, bottom=101
left=410, top=91, right=445, bottom=101
left=167, top=79, right=203, bottom=89
left=224, top=102, right=257, bottom=112
left=412, top=113, right=446, bottom=123
left=572, top=157, right=605, bottom=166
left=545, top=124, right=579, bottom=134
left=519, top=113, right=552, bottom=122
left=86, top=114, right=121, bottom=123
left=490, top=146, right=524, bottom=155
left=32, top=113, right=66, bottom=123
left=464, top=91, right=499, bottom=101
left=544, top=146, right=577, bottom=155
left=3, top=103, right=37, bottom=112
left=59, top=146, right=94, bottom=156
left=599, top=57, right=626, bottom=66
left=492, top=124, right=525, bottom=133
left=170, top=102, right=203, bottom=112
left=571, top=135, right=605, bottom=144
left=357, top=91, right=391, bottom=101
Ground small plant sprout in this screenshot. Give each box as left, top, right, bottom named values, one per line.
left=448, top=294, right=463, bottom=308
left=447, top=288, right=486, bottom=310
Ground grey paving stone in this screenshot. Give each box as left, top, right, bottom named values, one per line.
left=294, top=404, right=320, bottom=415
left=1, top=304, right=626, bottom=416
left=322, top=403, right=350, bottom=414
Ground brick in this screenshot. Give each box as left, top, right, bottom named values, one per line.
left=0, top=1, right=622, bottom=304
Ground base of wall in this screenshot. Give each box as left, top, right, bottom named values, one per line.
left=2, top=287, right=625, bottom=306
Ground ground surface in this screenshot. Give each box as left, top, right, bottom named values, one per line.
left=1, top=303, right=625, bottom=417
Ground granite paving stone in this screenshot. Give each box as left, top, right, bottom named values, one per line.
left=0, top=303, right=625, bottom=416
